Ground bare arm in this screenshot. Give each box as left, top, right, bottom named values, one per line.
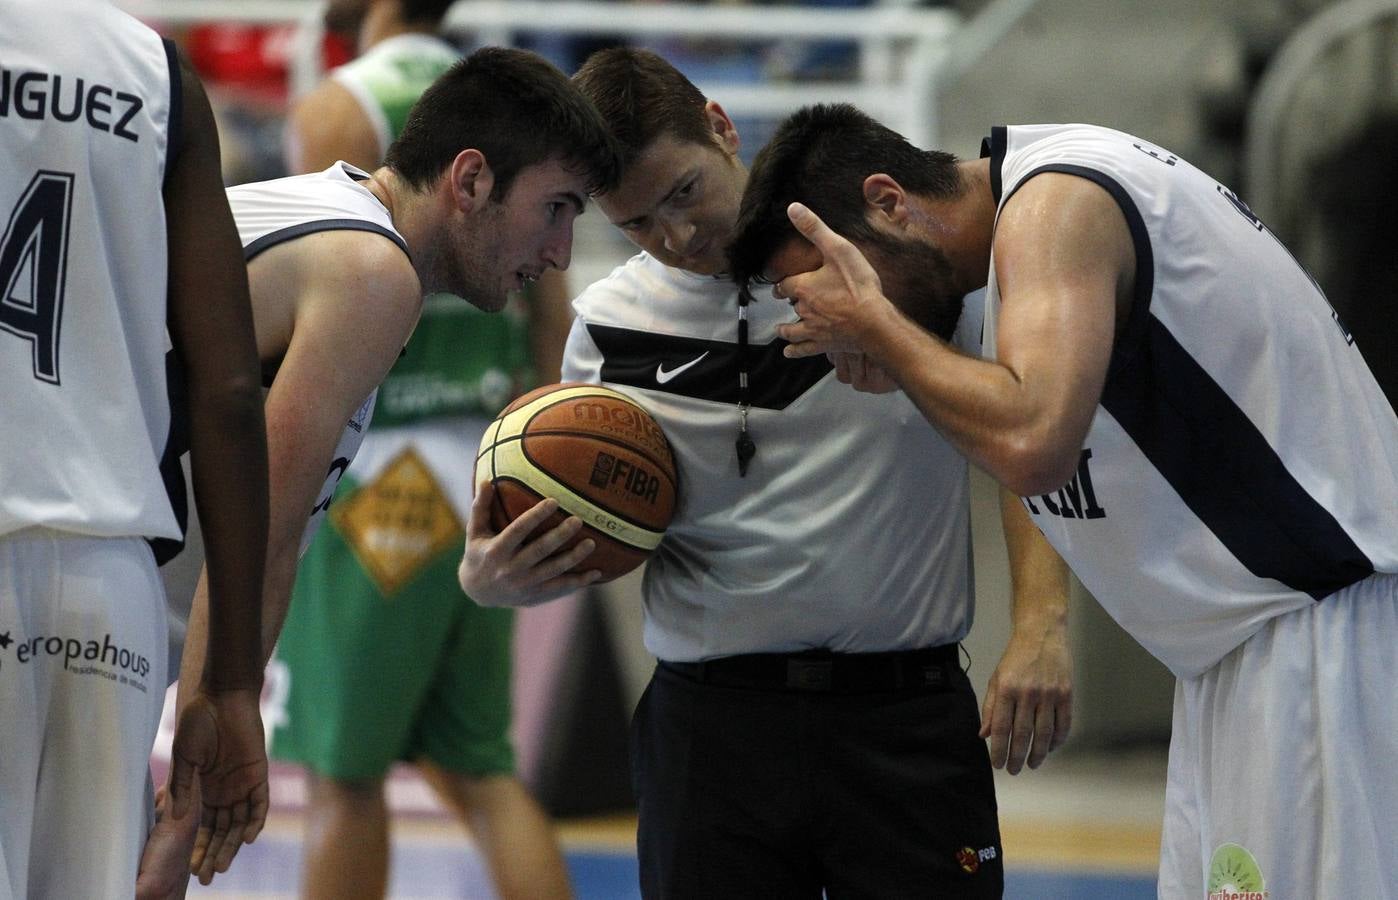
left=283, top=77, right=382, bottom=174
left=979, top=488, right=1073, bottom=773
left=138, top=49, right=270, bottom=899
left=776, top=175, right=1133, bottom=495
left=169, top=233, right=419, bottom=886
left=165, top=50, right=268, bottom=695
left=181, top=232, right=422, bottom=678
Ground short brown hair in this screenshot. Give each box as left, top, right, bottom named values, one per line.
left=728, top=103, right=961, bottom=291
left=386, top=46, right=620, bottom=199
left=572, top=47, right=713, bottom=170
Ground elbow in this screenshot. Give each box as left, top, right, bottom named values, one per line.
left=188, top=372, right=266, bottom=431
left=988, top=433, right=1082, bottom=498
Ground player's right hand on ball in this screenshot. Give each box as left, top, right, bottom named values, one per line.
left=459, top=479, right=602, bottom=608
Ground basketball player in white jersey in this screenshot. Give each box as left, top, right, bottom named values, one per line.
left=137, top=47, right=619, bottom=897
left=1, top=3, right=272, bottom=898
left=730, top=107, right=1398, bottom=898
left=274, top=3, right=573, bottom=897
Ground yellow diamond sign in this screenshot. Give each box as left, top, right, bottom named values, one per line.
left=330, top=447, right=464, bottom=597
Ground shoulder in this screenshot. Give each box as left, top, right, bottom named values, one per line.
left=284, top=78, right=378, bottom=172
left=289, top=77, right=367, bottom=128
left=303, top=229, right=417, bottom=304
left=1000, top=125, right=1165, bottom=205
left=573, top=253, right=713, bottom=320
left=572, top=253, right=654, bottom=314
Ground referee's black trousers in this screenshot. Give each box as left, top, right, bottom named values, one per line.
left=631, top=646, right=1004, bottom=899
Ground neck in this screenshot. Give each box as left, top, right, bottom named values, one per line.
left=365, top=167, right=417, bottom=256
left=911, top=159, right=996, bottom=295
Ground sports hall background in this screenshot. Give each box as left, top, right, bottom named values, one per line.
left=128, top=0, right=1398, bottom=896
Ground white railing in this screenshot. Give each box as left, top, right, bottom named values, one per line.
left=118, top=0, right=1040, bottom=150
left=1243, top=0, right=1398, bottom=232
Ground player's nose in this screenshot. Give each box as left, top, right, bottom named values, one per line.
left=660, top=217, right=698, bottom=257
left=544, top=225, right=574, bottom=271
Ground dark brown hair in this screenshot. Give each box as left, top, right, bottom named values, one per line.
left=386, top=46, right=620, bottom=199
left=728, top=103, right=960, bottom=290
left=572, top=47, right=714, bottom=170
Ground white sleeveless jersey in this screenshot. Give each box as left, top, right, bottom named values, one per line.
left=565, top=253, right=983, bottom=662
left=0, top=2, right=182, bottom=540
left=981, top=124, right=1398, bottom=676
left=228, top=162, right=408, bottom=555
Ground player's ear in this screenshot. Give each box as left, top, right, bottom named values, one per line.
left=703, top=100, right=740, bottom=156
left=449, top=148, right=493, bottom=212
left=862, top=173, right=907, bottom=227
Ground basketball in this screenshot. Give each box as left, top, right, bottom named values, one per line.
left=475, top=383, right=679, bottom=582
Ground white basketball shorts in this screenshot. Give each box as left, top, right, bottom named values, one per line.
left=1158, top=571, right=1398, bottom=899
left=0, top=528, right=168, bottom=899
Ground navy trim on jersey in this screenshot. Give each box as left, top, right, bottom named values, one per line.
left=981, top=126, right=1007, bottom=202
left=587, top=323, right=832, bottom=409
left=150, top=349, right=191, bottom=565
left=1100, top=318, right=1374, bottom=601
left=1004, top=163, right=1154, bottom=378
left=162, top=39, right=183, bottom=188
left=243, top=219, right=409, bottom=262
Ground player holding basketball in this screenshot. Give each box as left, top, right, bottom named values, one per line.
left=460, top=48, right=1074, bottom=898
left=138, top=47, right=618, bottom=897
left=2, top=3, right=271, bottom=897
left=727, top=107, right=1398, bottom=898
left=271, top=2, right=574, bottom=897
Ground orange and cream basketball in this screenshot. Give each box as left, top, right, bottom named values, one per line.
left=475, top=383, right=679, bottom=581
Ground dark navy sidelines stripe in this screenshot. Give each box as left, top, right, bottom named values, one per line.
left=243, top=220, right=409, bottom=262
left=150, top=349, right=191, bottom=566
left=156, top=37, right=187, bottom=560
left=162, top=38, right=183, bottom=188
left=1101, top=316, right=1373, bottom=599
left=981, top=126, right=1007, bottom=202
left=586, top=323, right=831, bottom=409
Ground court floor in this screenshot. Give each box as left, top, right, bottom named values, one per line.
left=184, top=748, right=1166, bottom=899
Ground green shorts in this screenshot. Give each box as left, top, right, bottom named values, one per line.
left=269, top=452, right=515, bottom=781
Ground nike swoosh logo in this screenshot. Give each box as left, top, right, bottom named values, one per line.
left=655, top=351, right=709, bottom=384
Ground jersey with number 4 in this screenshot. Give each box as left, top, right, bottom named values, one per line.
left=981, top=124, right=1398, bottom=677
left=0, top=2, right=184, bottom=541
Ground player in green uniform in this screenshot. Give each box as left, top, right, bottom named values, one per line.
left=272, top=2, right=573, bottom=898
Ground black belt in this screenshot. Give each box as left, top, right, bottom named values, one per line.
left=659, top=644, right=961, bottom=694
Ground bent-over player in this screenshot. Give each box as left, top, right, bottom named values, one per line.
left=139, top=46, right=618, bottom=897
left=730, top=106, right=1398, bottom=899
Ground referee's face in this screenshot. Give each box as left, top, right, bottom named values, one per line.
left=597, top=132, right=745, bottom=277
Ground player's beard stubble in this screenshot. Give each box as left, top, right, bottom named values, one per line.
left=860, top=230, right=965, bottom=342
left=428, top=204, right=512, bottom=313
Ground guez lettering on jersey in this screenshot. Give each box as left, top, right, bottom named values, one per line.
left=0, top=67, right=144, bottom=142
